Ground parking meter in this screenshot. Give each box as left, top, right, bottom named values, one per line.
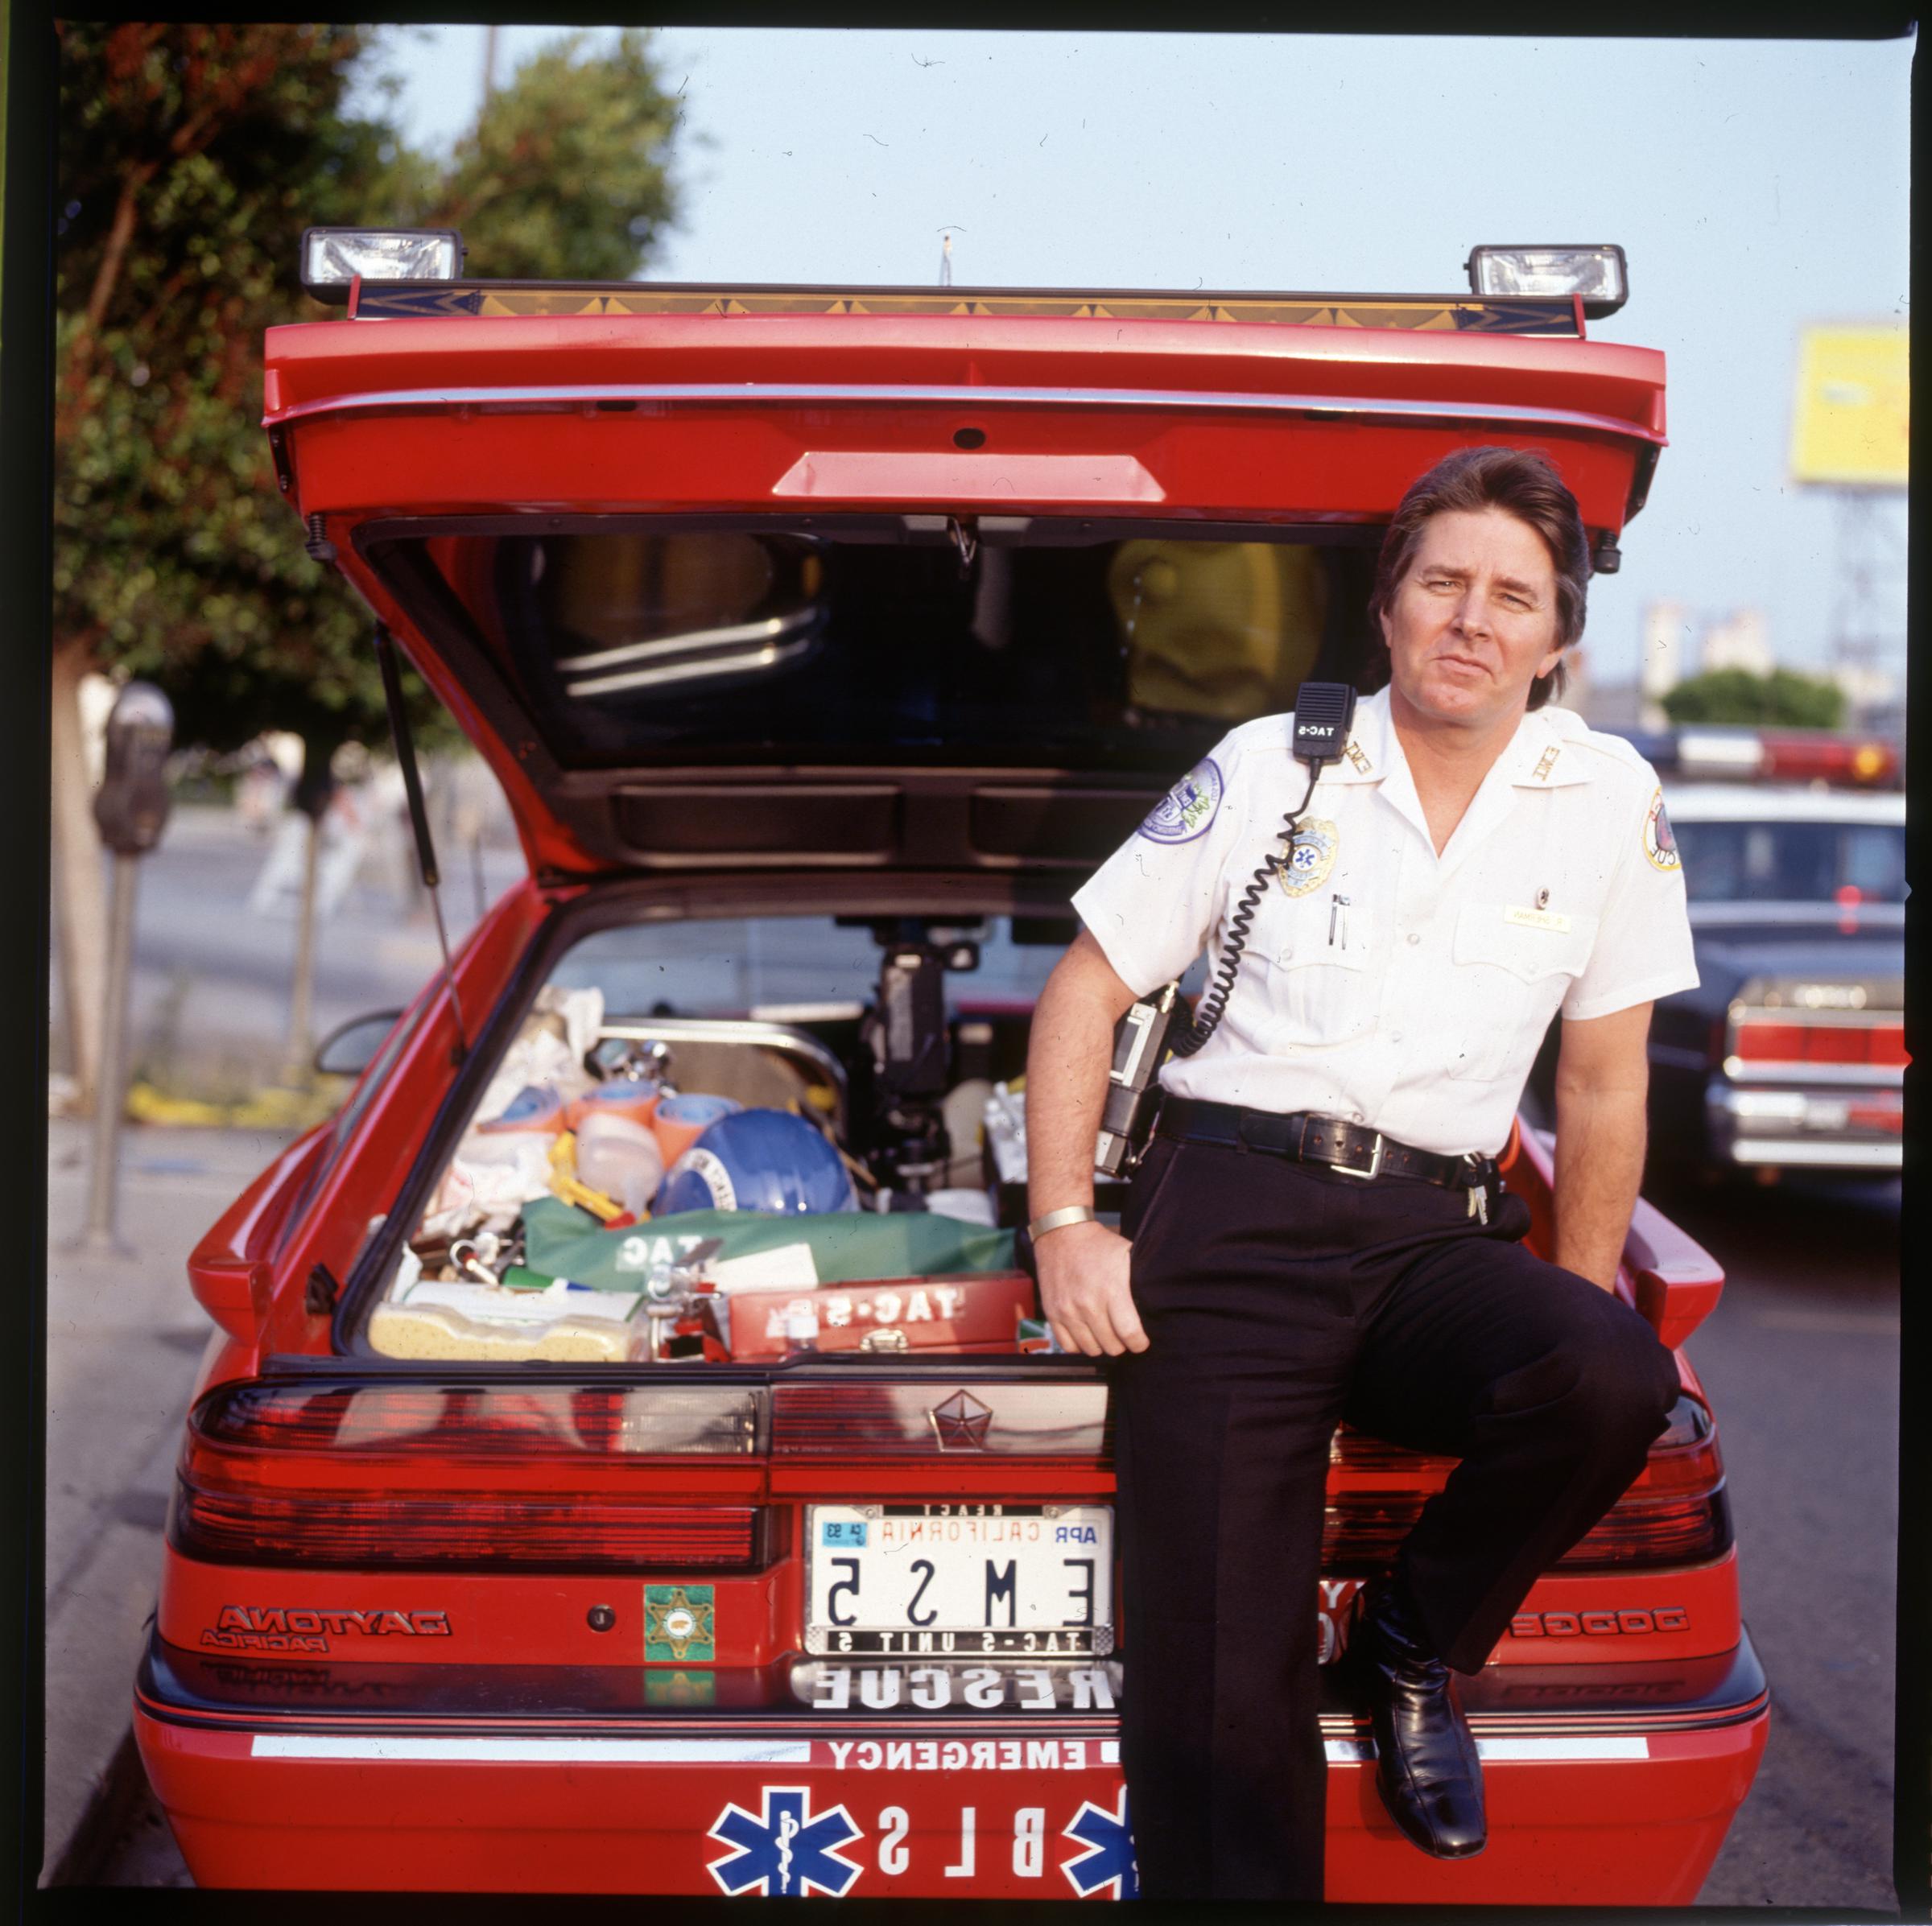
left=93, top=682, right=175, bottom=856
left=79, top=682, right=174, bottom=1250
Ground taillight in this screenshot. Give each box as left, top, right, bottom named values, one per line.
left=193, top=1380, right=762, bottom=1454
left=175, top=1489, right=758, bottom=1569
left=770, top=1379, right=1112, bottom=1457
left=1323, top=1396, right=1728, bottom=1572
left=173, top=1378, right=766, bottom=1572
left=1729, top=1017, right=1906, bottom=1068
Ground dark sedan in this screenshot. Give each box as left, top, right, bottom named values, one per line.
left=1632, top=781, right=1903, bottom=1181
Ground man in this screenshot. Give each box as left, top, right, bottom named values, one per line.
left=1024, top=447, right=1697, bottom=1902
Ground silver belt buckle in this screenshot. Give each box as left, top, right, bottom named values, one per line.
left=1333, top=1132, right=1385, bottom=1180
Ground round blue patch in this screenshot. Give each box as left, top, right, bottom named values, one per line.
left=1137, top=757, right=1224, bottom=845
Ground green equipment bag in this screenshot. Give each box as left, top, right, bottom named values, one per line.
left=522, top=1195, right=1017, bottom=1291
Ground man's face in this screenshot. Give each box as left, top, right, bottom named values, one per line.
left=1379, top=507, right=1566, bottom=732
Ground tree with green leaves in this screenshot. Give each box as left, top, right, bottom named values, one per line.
left=1659, top=666, right=1847, bottom=730
left=415, top=30, right=683, bottom=282
left=53, top=24, right=685, bottom=1105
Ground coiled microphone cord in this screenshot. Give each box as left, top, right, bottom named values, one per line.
left=1168, top=759, right=1322, bottom=1058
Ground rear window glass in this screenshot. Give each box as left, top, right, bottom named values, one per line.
left=369, top=519, right=1377, bottom=771
left=1673, top=819, right=1906, bottom=905
left=552, top=914, right=1067, bottom=1016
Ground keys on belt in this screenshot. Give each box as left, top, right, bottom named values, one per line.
left=1155, top=1097, right=1497, bottom=1212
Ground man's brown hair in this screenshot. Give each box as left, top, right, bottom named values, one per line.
left=1364, top=445, right=1592, bottom=711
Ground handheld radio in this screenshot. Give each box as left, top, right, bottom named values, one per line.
left=1093, top=680, right=1358, bottom=1177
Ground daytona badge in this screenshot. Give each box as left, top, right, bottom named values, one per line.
left=1643, top=787, right=1681, bottom=872
left=1276, top=818, right=1340, bottom=897
left=1137, top=757, right=1224, bottom=845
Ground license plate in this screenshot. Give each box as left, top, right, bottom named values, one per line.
left=805, top=1504, right=1113, bottom=1658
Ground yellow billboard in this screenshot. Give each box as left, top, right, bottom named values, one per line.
left=1790, top=326, right=1909, bottom=488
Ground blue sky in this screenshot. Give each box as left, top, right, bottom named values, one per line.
left=349, top=26, right=1912, bottom=695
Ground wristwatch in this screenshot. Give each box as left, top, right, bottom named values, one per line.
left=1027, top=1205, right=1098, bottom=1240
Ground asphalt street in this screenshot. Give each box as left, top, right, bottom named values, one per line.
left=49, top=795, right=529, bottom=1102
left=1670, top=1170, right=1901, bottom=1910
left=46, top=802, right=1902, bottom=1902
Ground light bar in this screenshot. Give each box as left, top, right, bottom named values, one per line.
left=301, top=227, right=464, bottom=303
left=1675, top=728, right=1768, bottom=778
left=1466, top=245, right=1629, bottom=317
left=1758, top=731, right=1900, bottom=787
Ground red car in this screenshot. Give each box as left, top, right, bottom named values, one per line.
left=136, top=237, right=1765, bottom=1899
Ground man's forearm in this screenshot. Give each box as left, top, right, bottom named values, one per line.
left=1025, top=938, right=1135, bottom=1218
left=1550, top=1087, right=1647, bottom=1290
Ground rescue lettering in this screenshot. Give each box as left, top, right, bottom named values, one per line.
left=803, top=1664, right=1118, bottom=1714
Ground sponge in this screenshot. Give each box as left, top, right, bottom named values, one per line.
left=369, top=1301, right=639, bottom=1363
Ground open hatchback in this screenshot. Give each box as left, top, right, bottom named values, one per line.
left=137, top=254, right=1765, bottom=1899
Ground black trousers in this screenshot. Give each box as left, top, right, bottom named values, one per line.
left=1112, top=1136, right=1680, bottom=1903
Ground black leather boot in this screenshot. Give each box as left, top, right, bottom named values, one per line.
left=1343, top=1573, right=1486, bottom=1858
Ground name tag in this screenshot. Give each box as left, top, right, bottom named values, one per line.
left=1504, top=905, right=1572, bottom=933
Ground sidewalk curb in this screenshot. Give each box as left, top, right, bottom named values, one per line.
left=42, top=1724, right=147, bottom=1887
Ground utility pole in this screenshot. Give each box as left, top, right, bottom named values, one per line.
left=939, top=233, right=952, bottom=287
left=483, top=24, right=500, bottom=98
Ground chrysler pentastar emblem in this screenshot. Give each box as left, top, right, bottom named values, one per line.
left=927, top=1390, right=993, bottom=1451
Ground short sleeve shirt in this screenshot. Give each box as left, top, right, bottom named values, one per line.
left=1070, top=686, right=1698, bottom=1159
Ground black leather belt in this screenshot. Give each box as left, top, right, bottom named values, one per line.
left=1155, top=1096, right=1496, bottom=1190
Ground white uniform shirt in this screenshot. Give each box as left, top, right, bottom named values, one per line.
left=1071, top=685, right=1699, bottom=1159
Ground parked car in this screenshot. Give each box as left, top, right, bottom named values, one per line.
left=1641, top=730, right=1905, bottom=1182
left=135, top=235, right=1764, bottom=1900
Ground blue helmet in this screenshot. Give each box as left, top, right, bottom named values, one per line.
left=654, top=1108, right=857, bottom=1216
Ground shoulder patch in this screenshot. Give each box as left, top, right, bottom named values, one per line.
left=1643, top=787, right=1681, bottom=872
left=1138, top=757, right=1224, bottom=845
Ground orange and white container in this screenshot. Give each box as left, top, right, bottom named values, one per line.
left=650, top=1093, right=742, bottom=1165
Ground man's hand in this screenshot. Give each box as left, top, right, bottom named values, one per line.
left=1035, top=1219, right=1148, bottom=1356
left=1552, top=1000, right=1653, bottom=1290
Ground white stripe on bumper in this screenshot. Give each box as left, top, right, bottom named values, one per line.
left=252, top=1736, right=814, bottom=1764
left=251, top=1733, right=1649, bottom=1767
left=1325, top=1736, right=1649, bottom=1763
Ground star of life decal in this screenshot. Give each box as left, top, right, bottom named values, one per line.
left=1062, top=1788, right=1139, bottom=1899
left=1137, top=757, right=1224, bottom=845
left=707, top=1785, right=864, bottom=1897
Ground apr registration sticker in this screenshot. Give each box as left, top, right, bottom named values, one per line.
left=1138, top=758, right=1223, bottom=844
left=1643, top=787, right=1681, bottom=872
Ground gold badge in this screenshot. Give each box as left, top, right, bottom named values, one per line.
left=1276, top=818, right=1340, bottom=897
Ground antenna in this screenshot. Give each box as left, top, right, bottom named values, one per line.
left=939, top=232, right=953, bottom=287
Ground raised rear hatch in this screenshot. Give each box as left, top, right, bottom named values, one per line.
left=264, top=278, right=1666, bottom=878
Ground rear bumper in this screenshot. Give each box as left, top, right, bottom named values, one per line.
left=136, top=1632, right=1767, bottom=1900
left=1706, top=1079, right=1903, bottom=1171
